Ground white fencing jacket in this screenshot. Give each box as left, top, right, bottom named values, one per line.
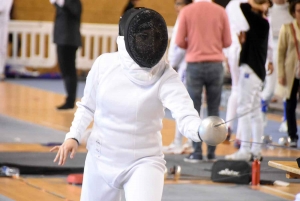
left=65, top=36, right=201, bottom=167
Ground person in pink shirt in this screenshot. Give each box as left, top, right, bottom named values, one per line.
left=176, top=0, right=231, bottom=162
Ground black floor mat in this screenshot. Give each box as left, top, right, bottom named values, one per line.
left=0, top=152, right=299, bottom=184
left=0, top=152, right=86, bottom=175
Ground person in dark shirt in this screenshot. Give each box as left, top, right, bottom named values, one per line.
left=225, top=0, right=272, bottom=161
left=50, top=0, right=82, bottom=110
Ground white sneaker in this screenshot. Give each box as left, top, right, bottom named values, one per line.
left=250, top=152, right=263, bottom=161
left=162, top=143, right=184, bottom=154
left=279, top=121, right=288, bottom=133
left=225, top=150, right=251, bottom=161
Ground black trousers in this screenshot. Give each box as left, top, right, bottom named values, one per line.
left=286, top=78, right=299, bottom=141
left=57, top=45, right=78, bottom=106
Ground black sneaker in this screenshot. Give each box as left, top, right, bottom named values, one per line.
left=207, top=153, right=217, bottom=162
left=56, top=103, right=74, bottom=110
left=184, top=153, right=203, bottom=163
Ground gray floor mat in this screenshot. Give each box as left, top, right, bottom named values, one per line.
left=0, top=195, right=14, bottom=201
left=162, top=184, right=288, bottom=201
left=0, top=152, right=86, bottom=168
left=0, top=114, right=65, bottom=143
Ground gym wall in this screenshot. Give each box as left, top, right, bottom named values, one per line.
left=12, top=0, right=177, bottom=26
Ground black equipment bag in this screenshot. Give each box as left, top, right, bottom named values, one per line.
left=211, top=160, right=251, bottom=184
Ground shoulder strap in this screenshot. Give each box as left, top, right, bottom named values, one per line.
left=290, top=23, right=300, bottom=60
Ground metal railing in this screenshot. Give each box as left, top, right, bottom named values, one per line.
left=7, top=20, right=173, bottom=70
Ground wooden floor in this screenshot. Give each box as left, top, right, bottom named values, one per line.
left=0, top=81, right=299, bottom=201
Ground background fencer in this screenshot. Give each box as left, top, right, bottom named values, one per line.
left=224, top=0, right=249, bottom=141
left=224, top=0, right=273, bottom=142
left=163, top=0, right=193, bottom=155
left=225, top=0, right=272, bottom=161
left=50, top=8, right=226, bottom=201
left=0, top=0, right=13, bottom=81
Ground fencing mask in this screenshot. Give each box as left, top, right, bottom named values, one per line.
left=119, top=7, right=168, bottom=68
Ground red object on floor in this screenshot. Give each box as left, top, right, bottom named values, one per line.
left=251, top=160, right=260, bottom=186
left=67, top=174, right=83, bottom=185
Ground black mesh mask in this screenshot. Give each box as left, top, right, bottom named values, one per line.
left=119, top=8, right=168, bottom=68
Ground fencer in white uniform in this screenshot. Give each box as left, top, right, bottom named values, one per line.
left=225, top=0, right=271, bottom=161
left=0, top=0, right=13, bottom=80
left=224, top=0, right=249, bottom=140
left=164, top=0, right=193, bottom=154
left=51, top=8, right=226, bottom=201
left=224, top=0, right=273, bottom=142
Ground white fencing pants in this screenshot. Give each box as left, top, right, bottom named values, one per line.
left=226, top=44, right=241, bottom=131
left=81, top=152, right=165, bottom=201
left=237, top=65, right=264, bottom=155
left=261, top=38, right=278, bottom=101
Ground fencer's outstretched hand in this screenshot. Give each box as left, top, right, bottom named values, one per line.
left=198, top=116, right=227, bottom=146
left=50, top=139, right=78, bottom=166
